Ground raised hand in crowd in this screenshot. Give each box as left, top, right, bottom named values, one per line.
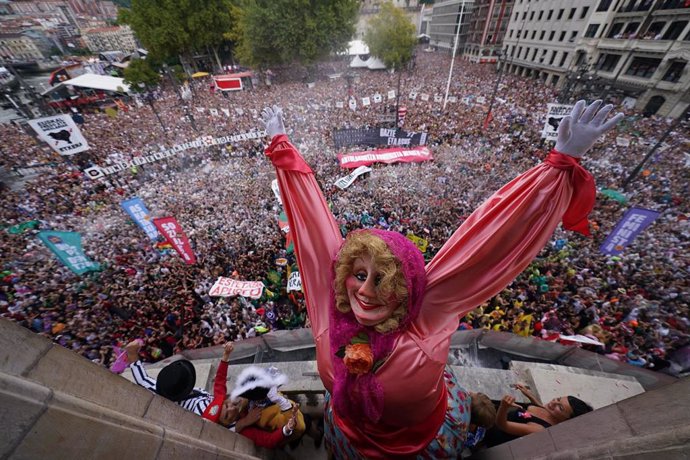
left=555, top=99, right=624, bottom=158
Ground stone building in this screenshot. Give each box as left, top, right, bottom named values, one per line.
left=82, top=25, right=138, bottom=53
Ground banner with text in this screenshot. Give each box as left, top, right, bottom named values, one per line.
left=338, top=146, right=433, bottom=169
left=332, top=127, right=428, bottom=150
left=287, top=271, right=302, bottom=292
left=541, top=104, right=573, bottom=141
left=334, top=165, right=372, bottom=189
left=37, top=231, right=101, bottom=275
left=28, top=114, right=90, bottom=156
left=153, top=216, right=196, bottom=265
left=84, top=130, right=266, bottom=179
left=209, top=277, right=265, bottom=298
left=120, top=197, right=159, bottom=240
left=600, top=207, right=660, bottom=256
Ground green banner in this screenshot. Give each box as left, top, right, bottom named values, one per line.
left=6, top=220, right=40, bottom=234
left=37, top=231, right=101, bottom=275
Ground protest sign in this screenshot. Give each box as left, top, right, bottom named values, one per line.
left=542, top=103, right=573, bottom=141
left=338, top=146, right=433, bottom=168
left=600, top=207, right=660, bottom=256
left=287, top=271, right=302, bottom=292
left=153, top=217, right=196, bottom=264
left=28, top=115, right=90, bottom=155
left=37, top=231, right=101, bottom=275
left=209, top=277, right=265, bottom=298
left=121, top=197, right=159, bottom=240
left=334, top=165, right=372, bottom=189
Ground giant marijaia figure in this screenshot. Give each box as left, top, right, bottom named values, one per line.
left=260, top=101, right=622, bottom=458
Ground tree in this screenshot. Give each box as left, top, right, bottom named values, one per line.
left=230, top=0, right=358, bottom=70
left=364, top=2, right=417, bottom=71
left=123, top=58, right=161, bottom=91
left=118, top=0, right=235, bottom=71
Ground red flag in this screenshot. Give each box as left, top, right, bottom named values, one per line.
left=483, top=111, right=493, bottom=130
left=153, top=217, right=196, bottom=264
left=398, top=106, right=407, bottom=127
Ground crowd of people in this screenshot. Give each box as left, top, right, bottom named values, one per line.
left=0, top=49, right=688, bottom=375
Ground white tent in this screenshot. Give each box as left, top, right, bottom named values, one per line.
left=343, top=40, right=369, bottom=56
left=42, top=73, right=131, bottom=95
left=349, top=55, right=369, bottom=68
left=366, top=57, right=387, bottom=70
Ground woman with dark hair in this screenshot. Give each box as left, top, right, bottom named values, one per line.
left=486, top=383, right=593, bottom=447
left=260, top=101, right=620, bottom=458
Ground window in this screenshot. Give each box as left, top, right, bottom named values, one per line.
left=509, top=29, right=514, bottom=38
left=557, top=9, right=564, bottom=19
left=530, top=11, right=535, bottom=20
left=540, top=30, right=546, bottom=40
left=518, top=46, right=523, bottom=57
left=531, top=30, right=536, bottom=39
left=663, top=21, right=688, bottom=40
left=549, top=30, right=555, bottom=40
left=581, top=6, right=590, bottom=18
left=662, top=60, right=686, bottom=82
left=597, top=53, right=621, bottom=72
left=646, top=21, right=666, bottom=37
left=625, top=57, right=662, bottom=78
left=624, top=22, right=641, bottom=36
left=559, top=52, right=569, bottom=66
left=547, top=9, right=553, bottom=19
left=597, top=0, right=613, bottom=11
left=522, top=11, right=527, bottom=19
left=524, top=47, right=530, bottom=58
left=608, top=22, right=625, bottom=38
left=532, top=48, right=538, bottom=60
left=585, top=24, right=600, bottom=38
left=515, top=12, right=519, bottom=21
left=538, top=10, right=544, bottom=20
left=570, top=31, right=578, bottom=41
left=559, top=30, right=566, bottom=41
left=568, top=8, right=576, bottom=19
left=550, top=51, right=558, bottom=65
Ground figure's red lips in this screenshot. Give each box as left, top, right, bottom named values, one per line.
left=356, top=296, right=381, bottom=311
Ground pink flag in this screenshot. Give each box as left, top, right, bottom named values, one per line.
left=153, top=216, right=196, bottom=265
left=337, top=146, right=433, bottom=169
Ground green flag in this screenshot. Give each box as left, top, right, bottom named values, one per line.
left=37, top=231, right=101, bottom=275
left=7, top=220, right=40, bottom=234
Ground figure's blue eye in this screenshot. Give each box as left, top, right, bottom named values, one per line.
left=355, top=272, right=367, bottom=282
left=374, top=275, right=382, bottom=286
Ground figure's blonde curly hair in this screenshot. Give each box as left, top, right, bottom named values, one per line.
left=334, top=232, right=408, bottom=334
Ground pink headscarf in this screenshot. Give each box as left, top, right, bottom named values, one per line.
left=329, top=229, right=427, bottom=423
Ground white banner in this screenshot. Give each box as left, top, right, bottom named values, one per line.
left=235, top=107, right=244, bottom=115
left=373, top=94, right=382, bottom=103
left=28, top=115, right=90, bottom=156
left=287, top=271, right=302, bottom=292
left=209, top=277, right=265, bottom=299
left=362, top=97, right=371, bottom=107
left=434, top=95, right=443, bottom=103
left=84, top=130, right=266, bottom=179
left=476, top=96, right=486, bottom=104
left=221, top=108, right=230, bottom=117
left=447, top=96, right=457, bottom=103
left=336, top=101, right=344, bottom=108
left=387, top=90, right=396, bottom=100
left=334, top=165, right=372, bottom=189
left=542, top=103, right=573, bottom=141
left=209, top=108, right=219, bottom=117
left=271, top=179, right=282, bottom=205
left=196, top=107, right=205, bottom=112
left=409, top=92, right=417, bottom=100
left=616, top=136, right=631, bottom=147
left=348, top=97, right=357, bottom=111
left=420, top=93, right=429, bottom=102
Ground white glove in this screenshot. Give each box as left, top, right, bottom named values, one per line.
left=260, top=105, right=286, bottom=139
left=554, top=100, right=624, bottom=158
left=267, top=386, right=292, bottom=411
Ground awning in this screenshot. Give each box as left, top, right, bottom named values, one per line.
left=191, top=71, right=210, bottom=78
left=41, top=73, right=130, bottom=96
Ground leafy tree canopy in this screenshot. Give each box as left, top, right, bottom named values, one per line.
left=364, top=2, right=417, bottom=70
left=123, top=58, right=161, bottom=92
left=118, top=0, right=234, bottom=60
left=230, top=0, right=359, bottom=68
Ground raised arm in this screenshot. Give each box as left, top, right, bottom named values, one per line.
left=419, top=100, right=623, bottom=338
left=261, top=106, right=343, bottom=340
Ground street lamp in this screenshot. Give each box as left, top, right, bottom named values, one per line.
left=558, top=62, right=598, bottom=103
left=483, top=47, right=508, bottom=130
left=162, top=64, right=197, bottom=132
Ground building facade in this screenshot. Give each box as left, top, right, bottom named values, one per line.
left=82, top=25, right=137, bottom=53
left=428, top=0, right=476, bottom=51
left=583, top=0, right=690, bottom=117
left=0, top=33, right=45, bottom=60
left=463, top=0, right=514, bottom=63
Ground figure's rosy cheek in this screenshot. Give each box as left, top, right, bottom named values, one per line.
left=345, top=276, right=358, bottom=291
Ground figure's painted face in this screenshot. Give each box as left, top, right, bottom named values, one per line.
left=218, top=398, right=241, bottom=427
left=346, top=254, right=399, bottom=326
left=545, top=396, right=574, bottom=423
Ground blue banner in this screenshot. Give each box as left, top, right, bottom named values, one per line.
left=121, top=197, right=159, bottom=240
left=600, top=207, right=660, bottom=256
left=37, top=231, right=101, bottom=275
